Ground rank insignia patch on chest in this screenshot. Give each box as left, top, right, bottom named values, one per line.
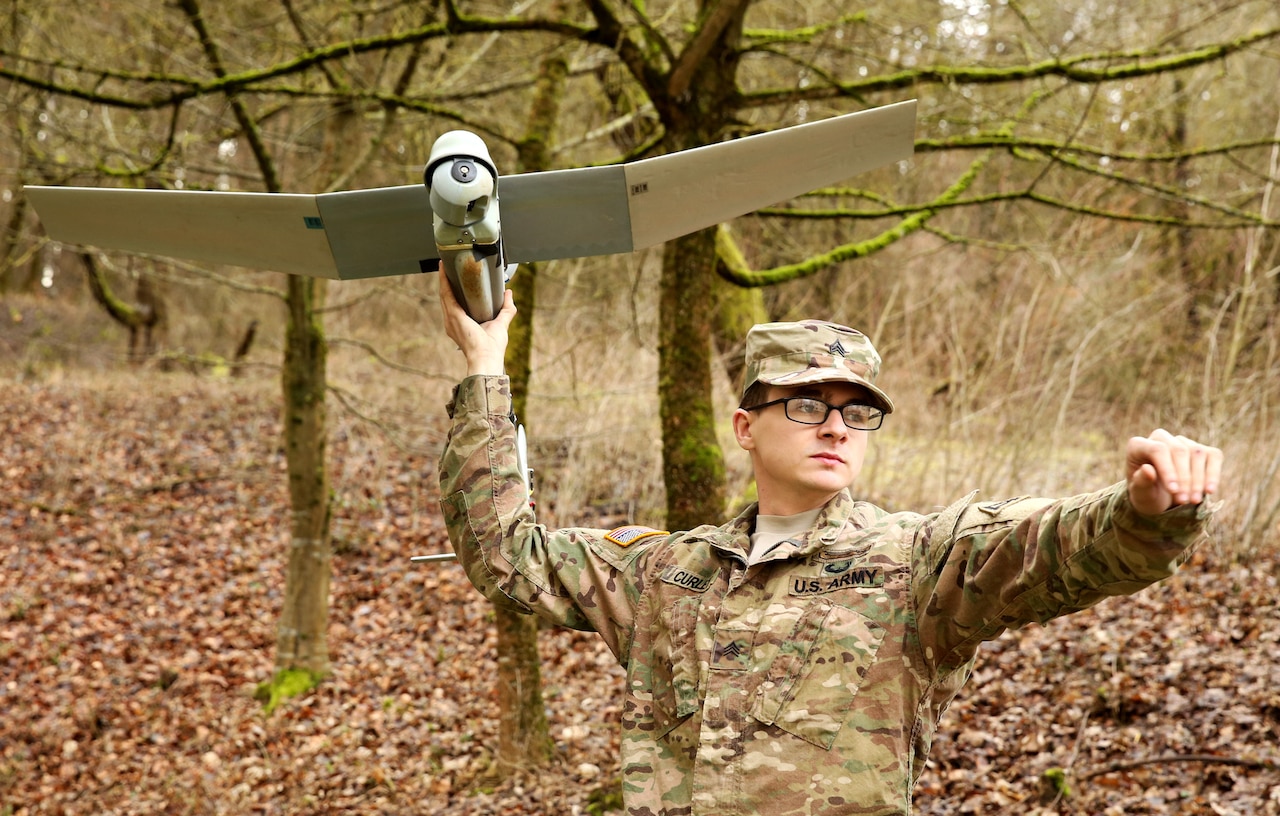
left=605, top=526, right=668, bottom=547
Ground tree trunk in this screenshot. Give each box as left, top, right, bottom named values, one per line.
left=271, top=97, right=357, bottom=681
left=81, top=253, right=163, bottom=362
left=1, top=195, right=30, bottom=294
left=493, top=263, right=553, bottom=772
left=650, top=0, right=749, bottom=529
left=482, top=28, right=569, bottom=776
left=276, top=273, right=332, bottom=676
left=179, top=0, right=337, bottom=686
left=659, top=226, right=726, bottom=530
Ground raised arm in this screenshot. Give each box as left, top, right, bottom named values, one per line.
left=437, top=264, right=515, bottom=377
left=434, top=271, right=649, bottom=661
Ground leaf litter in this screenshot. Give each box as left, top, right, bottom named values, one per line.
left=1, top=375, right=1276, bottom=815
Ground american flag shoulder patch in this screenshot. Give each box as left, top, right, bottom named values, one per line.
left=604, top=526, right=668, bottom=547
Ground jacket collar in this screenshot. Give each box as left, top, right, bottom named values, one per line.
left=707, top=489, right=880, bottom=562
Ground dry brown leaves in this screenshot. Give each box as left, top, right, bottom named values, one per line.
left=1, top=374, right=1277, bottom=815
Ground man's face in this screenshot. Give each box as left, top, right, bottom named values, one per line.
left=733, top=381, right=872, bottom=516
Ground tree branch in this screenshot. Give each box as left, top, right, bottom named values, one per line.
left=581, top=0, right=670, bottom=103
left=327, top=336, right=457, bottom=381
left=0, top=14, right=592, bottom=111
left=279, top=0, right=346, bottom=93
left=1084, top=753, right=1277, bottom=780
left=738, top=26, right=1280, bottom=107
left=1014, top=145, right=1274, bottom=223
left=759, top=189, right=1279, bottom=230
left=668, top=0, right=750, bottom=99
left=719, top=151, right=993, bottom=287
left=176, top=0, right=282, bottom=193
left=81, top=253, right=149, bottom=330
left=741, top=13, right=867, bottom=48
left=95, top=105, right=184, bottom=180
left=325, top=382, right=445, bottom=456
left=144, top=260, right=287, bottom=302
left=913, top=134, right=1280, bottom=166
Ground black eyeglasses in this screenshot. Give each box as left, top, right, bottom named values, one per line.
left=745, top=396, right=885, bottom=431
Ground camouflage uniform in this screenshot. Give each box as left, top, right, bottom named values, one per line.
left=438, top=323, right=1214, bottom=816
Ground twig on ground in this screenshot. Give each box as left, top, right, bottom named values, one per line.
left=1084, top=754, right=1278, bottom=779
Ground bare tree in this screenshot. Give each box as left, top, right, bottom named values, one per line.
left=483, top=6, right=573, bottom=777
left=4, top=0, right=1279, bottom=712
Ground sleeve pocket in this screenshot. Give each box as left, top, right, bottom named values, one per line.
left=625, top=595, right=702, bottom=740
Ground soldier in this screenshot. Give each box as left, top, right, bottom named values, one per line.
left=436, top=283, right=1223, bottom=816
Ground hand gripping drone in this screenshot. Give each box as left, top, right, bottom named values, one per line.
left=25, top=100, right=917, bottom=559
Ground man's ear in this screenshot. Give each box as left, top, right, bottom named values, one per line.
left=732, top=408, right=756, bottom=451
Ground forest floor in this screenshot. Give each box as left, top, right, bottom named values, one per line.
left=2, top=372, right=1278, bottom=816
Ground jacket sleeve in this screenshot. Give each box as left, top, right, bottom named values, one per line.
left=913, top=481, right=1216, bottom=671
left=436, top=375, right=651, bottom=662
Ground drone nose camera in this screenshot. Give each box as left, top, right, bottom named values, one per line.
left=425, top=131, right=510, bottom=323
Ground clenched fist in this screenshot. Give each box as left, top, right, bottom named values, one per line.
left=1126, top=429, right=1223, bottom=516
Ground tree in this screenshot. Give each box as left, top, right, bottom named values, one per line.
left=487, top=21, right=573, bottom=775
left=4, top=0, right=1280, bottom=717
left=0, top=0, right=459, bottom=700
left=79, top=253, right=166, bottom=361
left=565, top=0, right=1280, bottom=523
left=174, top=0, right=343, bottom=691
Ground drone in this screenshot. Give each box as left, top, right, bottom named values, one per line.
left=26, top=100, right=915, bottom=322
left=25, top=99, right=917, bottom=560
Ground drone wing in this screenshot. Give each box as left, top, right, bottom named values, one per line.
left=25, top=99, right=915, bottom=278
left=503, top=98, right=916, bottom=262
left=23, top=184, right=438, bottom=280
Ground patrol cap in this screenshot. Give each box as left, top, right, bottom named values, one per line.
left=742, top=320, right=894, bottom=413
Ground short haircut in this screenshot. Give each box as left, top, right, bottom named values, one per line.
left=740, top=380, right=771, bottom=410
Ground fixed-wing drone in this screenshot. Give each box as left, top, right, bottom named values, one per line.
left=26, top=100, right=915, bottom=323
left=25, top=100, right=916, bottom=560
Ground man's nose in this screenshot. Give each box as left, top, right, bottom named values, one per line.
left=818, top=408, right=848, bottom=438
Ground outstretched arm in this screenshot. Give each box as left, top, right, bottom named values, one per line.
left=916, top=430, right=1223, bottom=668
left=1126, top=429, right=1223, bottom=516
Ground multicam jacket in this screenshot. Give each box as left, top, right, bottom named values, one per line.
left=437, top=376, right=1214, bottom=816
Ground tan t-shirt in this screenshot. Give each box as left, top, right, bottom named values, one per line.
left=749, top=506, right=823, bottom=564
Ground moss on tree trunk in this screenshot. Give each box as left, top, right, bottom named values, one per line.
left=277, top=274, right=332, bottom=677
left=480, top=26, right=569, bottom=775
left=659, top=227, right=727, bottom=530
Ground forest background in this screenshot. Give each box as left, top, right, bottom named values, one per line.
left=2, top=0, right=1279, bottom=813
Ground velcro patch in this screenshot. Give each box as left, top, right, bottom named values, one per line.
left=660, top=564, right=713, bottom=593
left=790, top=566, right=884, bottom=596
left=978, top=497, right=1027, bottom=516
left=605, top=526, right=667, bottom=548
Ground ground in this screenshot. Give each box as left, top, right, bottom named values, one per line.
left=1, top=374, right=1277, bottom=815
